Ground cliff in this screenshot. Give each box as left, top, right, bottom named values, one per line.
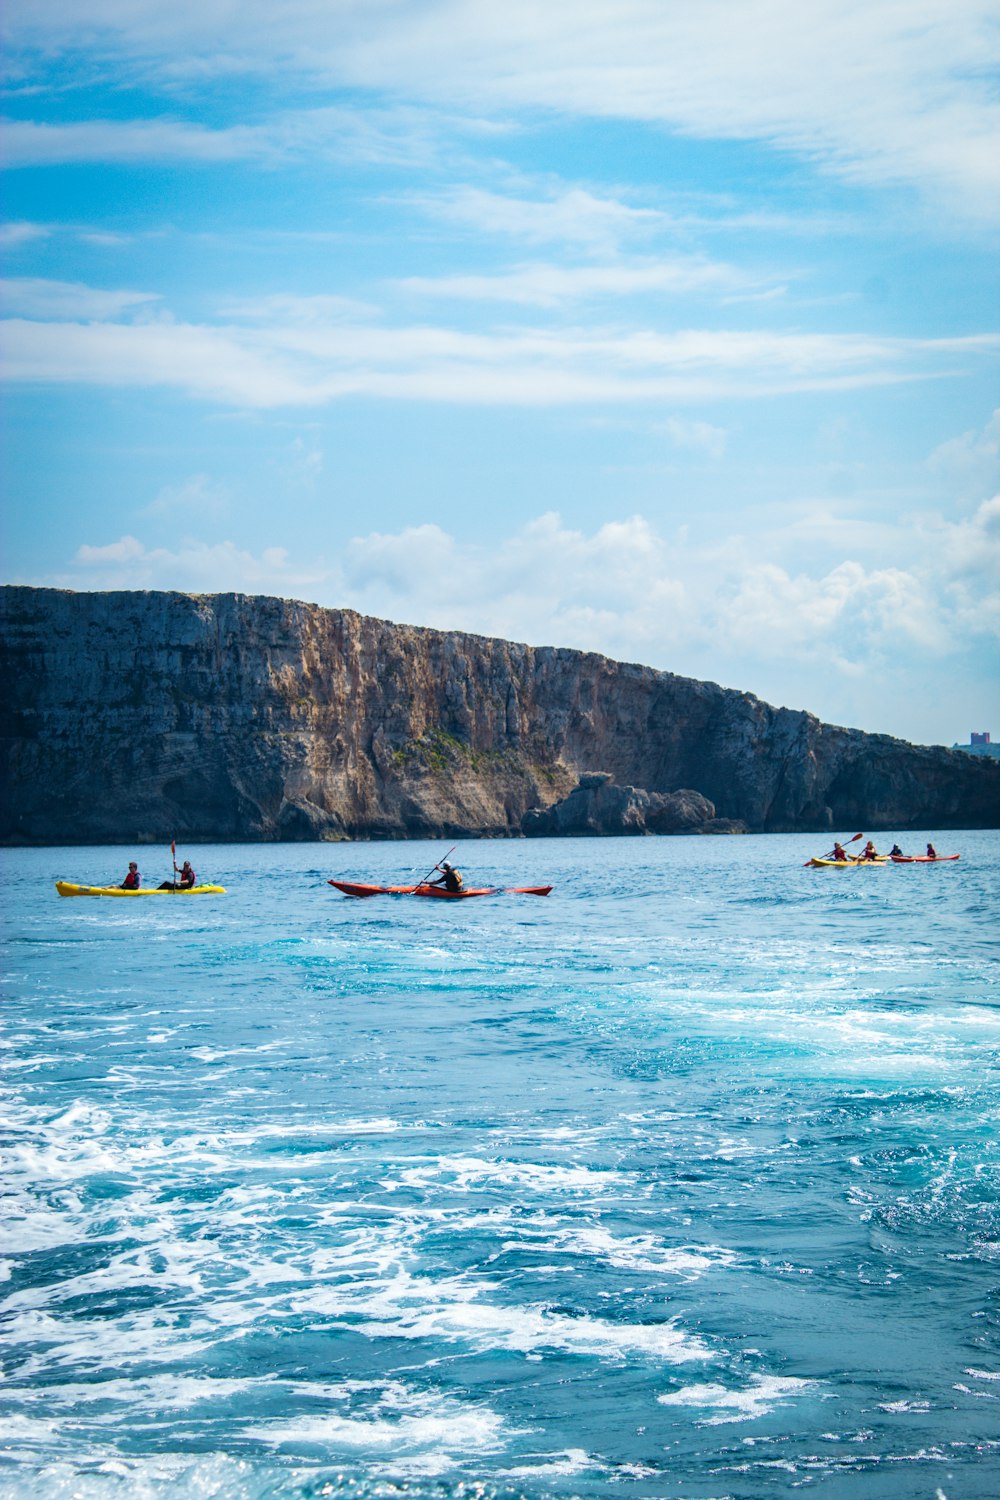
left=2, top=586, right=997, bottom=844
left=522, top=774, right=736, bottom=837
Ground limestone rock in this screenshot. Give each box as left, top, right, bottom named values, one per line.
left=522, top=777, right=720, bottom=836
left=1, top=586, right=998, bottom=843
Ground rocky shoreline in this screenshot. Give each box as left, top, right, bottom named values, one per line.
left=2, top=586, right=998, bottom=844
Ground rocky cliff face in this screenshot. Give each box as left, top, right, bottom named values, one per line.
left=522, top=773, right=732, bottom=837
left=2, top=586, right=997, bottom=843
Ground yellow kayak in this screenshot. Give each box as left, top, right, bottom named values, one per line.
left=806, top=857, right=888, bottom=868
left=56, top=882, right=226, bottom=897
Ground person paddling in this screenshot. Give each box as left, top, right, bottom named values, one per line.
left=120, top=861, right=141, bottom=890
left=428, top=860, right=463, bottom=892
left=832, top=842, right=848, bottom=861
left=159, top=858, right=196, bottom=891
left=860, top=840, right=880, bottom=861
left=926, top=842, right=938, bottom=859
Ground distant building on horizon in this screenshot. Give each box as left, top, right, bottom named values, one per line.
left=954, top=731, right=1000, bottom=759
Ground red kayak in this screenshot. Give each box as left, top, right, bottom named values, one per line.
left=889, top=854, right=960, bottom=863
left=329, top=880, right=553, bottom=899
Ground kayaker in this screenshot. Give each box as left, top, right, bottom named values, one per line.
left=832, top=842, right=847, bottom=860
left=860, top=840, right=880, bottom=861
left=429, top=861, right=463, bottom=892
left=120, top=861, right=141, bottom=890
left=159, top=859, right=196, bottom=890
left=890, top=843, right=904, bottom=857
left=926, top=842, right=938, bottom=859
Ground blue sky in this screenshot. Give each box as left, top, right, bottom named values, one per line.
left=2, top=0, right=998, bottom=747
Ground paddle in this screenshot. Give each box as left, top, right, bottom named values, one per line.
left=417, top=845, right=456, bottom=887
left=805, top=832, right=863, bottom=866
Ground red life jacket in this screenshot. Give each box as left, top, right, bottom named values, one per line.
left=123, top=869, right=140, bottom=888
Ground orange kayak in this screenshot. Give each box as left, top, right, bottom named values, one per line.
left=889, top=854, right=960, bottom=863
left=329, top=880, right=552, bottom=899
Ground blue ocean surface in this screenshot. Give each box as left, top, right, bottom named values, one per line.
left=1, top=833, right=998, bottom=1500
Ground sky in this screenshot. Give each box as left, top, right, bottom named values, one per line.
left=1, top=0, right=998, bottom=748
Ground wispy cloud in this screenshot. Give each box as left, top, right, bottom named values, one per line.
left=1, top=103, right=503, bottom=170
left=660, top=416, right=728, bottom=460
left=144, top=473, right=232, bottom=518
left=401, top=185, right=667, bottom=253
left=7, top=1, right=998, bottom=212
left=4, top=289, right=997, bottom=407
left=221, top=293, right=382, bottom=325
left=0, top=221, right=50, bottom=247
left=927, top=408, right=1000, bottom=500
left=398, top=258, right=755, bottom=307
left=0, top=276, right=160, bottom=320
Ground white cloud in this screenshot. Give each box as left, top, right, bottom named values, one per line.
left=144, top=473, right=232, bottom=517
left=0, top=104, right=499, bottom=170
left=402, top=185, right=667, bottom=253
left=398, top=258, right=751, bottom=307
left=75, top=535, right=146, bottom=566
left=4, top=289, right=996, bottom=409
left=661, top=417, right=727, bottom=459
left=0, top=116, right=270, bottom=167
left=938, top=494, right=1000, bottom=585
left=6, top=1, right=998, bottom=213
left=284, top=437, right=324, bottom=486
left=221, top=293, right=381, bottom=325
left=927, top=408, right=1000, bottom=499
left=1, top=316, right=312, bottom=406
left=68, top=535, right=325, bottom=592
left=0, top=221, right=50, bottom=247
left=0, top=276, right=160, bottom=320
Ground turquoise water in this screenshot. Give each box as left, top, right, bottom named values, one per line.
left=1, top=833, right=998, bottom=1500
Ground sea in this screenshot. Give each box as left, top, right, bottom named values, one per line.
left=1, top=832, right=998, bottom=1500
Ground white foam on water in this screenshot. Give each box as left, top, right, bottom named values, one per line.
left=293, top=1259, right=711, bottom=1363
left=231, top=1377, right=514, bottom=1480
left=0, top=1198, right=89, bottom=1254
left=2, top=1373, right=266, bottom=1415
left=188, top=1041, right=289, bottom=1063
left=964, top=1367, right=1000, bottom=1380
left=498, top=1224, right=737, bottom=1280
left=8, top=1305, right=220, bottom=1378
left=658, top=1373, right=815, bottom=1424
left=0, top=1453, right=277, bottom=1500
left=953, top=1382, right=1000, bottom=1400
left=506, top=1447, right=598, bottom=1478
left=384, top=1154, right=623, bottom=1195
left=3, top=1233, right=225, bottom=1320
left=243, top=1403, right=506, bottom=1456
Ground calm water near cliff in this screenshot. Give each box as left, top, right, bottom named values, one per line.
left=1, top=833, right=998, bottom=1500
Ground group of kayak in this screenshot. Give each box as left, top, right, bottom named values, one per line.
left=807, top=835, right=959, bottom=868
left=54, top=836, right=965, bottom=896
left=55, top=851, right=552, bottom=900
